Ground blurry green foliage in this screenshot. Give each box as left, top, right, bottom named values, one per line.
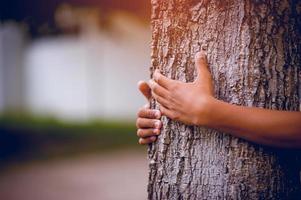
left=0, top=113, right=141, bottom=165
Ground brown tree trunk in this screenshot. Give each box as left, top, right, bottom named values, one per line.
left=148, top=0, right=301, bottom=199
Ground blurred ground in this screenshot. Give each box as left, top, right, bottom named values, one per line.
left=0, top=149, right=148, bottom=200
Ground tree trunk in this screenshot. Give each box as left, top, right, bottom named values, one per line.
left=148, top=0, right=301, bottom=199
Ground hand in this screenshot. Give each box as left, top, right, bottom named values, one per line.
left=136, top=81, right=162, bottom=145
left=149, top=50, right=215, bottom=126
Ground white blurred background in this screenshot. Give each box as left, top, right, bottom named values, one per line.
left=0, top=1, right=151, bottom=200
left=0, top=4, right=151, bottom=121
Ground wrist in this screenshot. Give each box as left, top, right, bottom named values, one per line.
left=195, top=96, right=219, bottom=126
left=204, top=98, right=231, bottom=129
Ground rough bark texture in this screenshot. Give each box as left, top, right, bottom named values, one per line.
left=148, top=0, right=301, bottom=199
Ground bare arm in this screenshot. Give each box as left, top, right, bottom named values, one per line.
left=207, top=99, right=301, bottom=148
left=146, top=50, right=301, bottom=148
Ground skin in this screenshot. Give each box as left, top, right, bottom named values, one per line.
left=136, top=50, right=301, bottom=148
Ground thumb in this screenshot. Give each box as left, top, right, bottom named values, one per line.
left=137, top=80, right=151, bottom=101
left=195, top=50, right=210, bottom=82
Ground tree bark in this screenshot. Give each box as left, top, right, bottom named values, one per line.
left=148, top=0, right=301, bottom=199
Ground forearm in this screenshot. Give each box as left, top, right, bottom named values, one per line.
left=205, top=99, right=301, bottom=148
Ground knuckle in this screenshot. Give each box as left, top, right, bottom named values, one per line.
left=140, top=138, right=148, bottom=145
left=151, top=110, right=158, bottom=119
left=153, top=85, right=158, bottom=93
left=137, top=129, right=142, bottom=137
left=152, top=119, right=158, bottom=128
left=170, top=83, right=177, bottom=91
left=150, top=110, right=157, bottom=118
left=136, top=118, right=141, bottom=128
left=146, top=110, right=153, bottom=118
left=138, top=139, right=143, bottom=145
left=166, top=94, right=173, bottom=103
left=137, top=108, right=143, bottom=117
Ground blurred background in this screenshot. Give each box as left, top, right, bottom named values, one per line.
left=0, top=0, right=151, bottom=199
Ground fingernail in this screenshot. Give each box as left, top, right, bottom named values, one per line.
left=154, top=110, right=161, bottom=118
left=154, top=129, right=160, bottom=135
left=196, top=50, right=207, bottom=58
left=137, top=80, right=144, bottom=87
left=155, top=121, right=161, bottom=128
left=195, top=52, right=203, bottom=59
left=151, top=136, right=157, bottom=141
left=149, top=79, right=155, bottom=87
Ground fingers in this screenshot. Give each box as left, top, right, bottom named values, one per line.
left=148, top=79, right=170, bottom=99
left=153, top=69, right=174, bottom=89
left=136, top=118, right=162, bottom=129
left=152, top=92, right=171, bottom=109
left=137, top=80, right=163, bottom=145
left=138, top=80, right=151, bottom=100
left=159, top=105, right=178, bottom=120
left=137, top=128, right=160, bottom=138
left=149, top=79, right=171, bottom=108
left=137, top=107, right=161, bottom=119
left=139, top=136, right=157, bottom=145
left=136, top=111, right=161, bottom=145
left=136, top=119, right=161, bottom=145
left=195, top=50, right=210, bottom=82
